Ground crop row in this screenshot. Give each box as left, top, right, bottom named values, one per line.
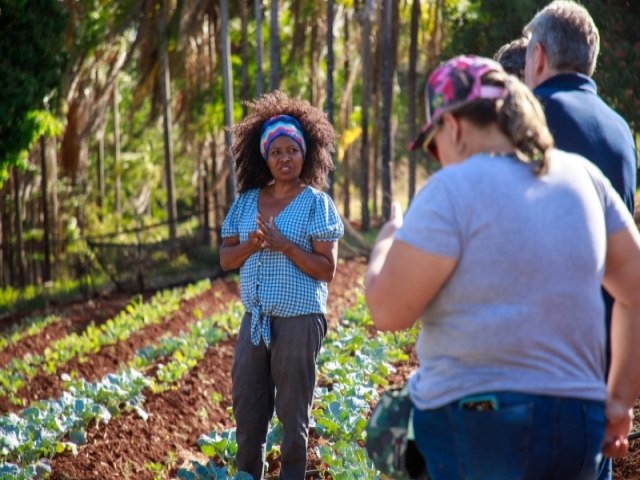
left=178, top=294, right=418, bottom=480
left=0, top=300, right=243, bottom=480
left=0, top=314, right=61, bottom=354
left=0, top=280, right=211, bottom=407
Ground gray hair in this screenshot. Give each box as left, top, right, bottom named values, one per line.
left=523, top=0, right=599, bottom=76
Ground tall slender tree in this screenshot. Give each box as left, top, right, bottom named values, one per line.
left=112, top=77, right=122, bottom=232
left=254, top=0, right=264, bottom=96
left=325, top=0, right=335, bottom=197
left=158, top=0, right=178, bottom=244
left=220, top=0, right=237, bottom=205
left=341, top=10, right=352, bottom=219
left=12, top=170, right=26, bottom=287
left=240, top=0, right=249, bottom=116
left=407, top=0, right=420, bottom=202
left=380, top=0, right=393, bottom=221
left=359, top=0, right=375, bottom=231
left=96, top=129, right=105, bottom=210
left=269, top=0, right=280, bottom=91
left=40, top=136, right=52, bottom=283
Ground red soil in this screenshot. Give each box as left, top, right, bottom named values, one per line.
left=2, top=257, right=639, bottom=479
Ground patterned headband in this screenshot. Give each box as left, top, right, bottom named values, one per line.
left=259, top=114, right=307, bottom=160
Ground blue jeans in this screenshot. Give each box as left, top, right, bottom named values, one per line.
left=412, top=392, right=605, bottom=480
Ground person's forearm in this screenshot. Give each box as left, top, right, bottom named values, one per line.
left=282, top=242, right=335, bottom=282
left=607, top=301, right=640, bottom=409
left=220, top=241, right=260, bottom=271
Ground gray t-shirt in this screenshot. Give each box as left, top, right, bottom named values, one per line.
left=396, top=150, right=634, bottom=410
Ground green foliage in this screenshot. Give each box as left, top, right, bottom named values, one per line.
left=183, top=295, right=419, bottom=479
left=583, top=0, right=640, bottom=132
left=443, top=0, right=640, bottom=133
left=0, top=280, right=235, bottom=477
left=0, top=0, right=67, bottom=185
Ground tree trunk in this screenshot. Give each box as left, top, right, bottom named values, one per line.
left=240, top=0, right=249, bottom=116
left=325, top=0, right=335, bottom=197
left=13, top=169, right=26, bottom=288
left=210, top=134, right=221, bottom=239
left=113, top=77, right=122, bottom=232
left=407, top=0, right=419, bottom=203
left=342, top=12, right=352, bottom=219
left=40, top=136, right=52, bottom=283
left=269, top=0, right=280, bottom=91
left=201, top=140, right=211, bottom=245
left=97, top=129, right=106, bottom=211
left=372, top=1, right=382, bottom=220
left=286, top=0, right=306, bottom=68
left=254, top=0, right=264, bottom=96
left=207, top=13, right=221, bottom=239
left=51, top=138, right=59, bottom=280
left=221, top=0, right=237, bottom=206
left=0, top=185, right=10, bottom=285
left=158, top=0, right=177, bottom=244
left=380, top=0, right=393, bottom=221
left=359, top=0, right=374, bottom=231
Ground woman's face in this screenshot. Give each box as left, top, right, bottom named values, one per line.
left=432, top=113, right=465, bottom=167
left=266, top=135, right=304, bottom=181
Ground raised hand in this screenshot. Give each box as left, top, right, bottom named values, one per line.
left=257, top=214, right=292, bottom=253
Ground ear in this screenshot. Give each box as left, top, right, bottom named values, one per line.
left=442, top=113, right=461, bottom=146
left=533, top=42, right=546, bottom=78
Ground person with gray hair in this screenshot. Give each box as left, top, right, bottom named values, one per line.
left=524, top=2, right=638, bottom=479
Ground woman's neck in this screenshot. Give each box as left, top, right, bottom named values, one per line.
left=267, top=180, right=303, bottom=199
left=464, top=123, right=514, bottom=158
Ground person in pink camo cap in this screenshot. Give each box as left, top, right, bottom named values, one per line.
left=366, top=55, right=640, bottom=479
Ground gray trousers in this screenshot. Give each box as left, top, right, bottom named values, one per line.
left=232, top=312, right=327, bottom=480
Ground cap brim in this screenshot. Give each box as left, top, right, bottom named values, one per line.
left=408, top=121, right=435, bottom=151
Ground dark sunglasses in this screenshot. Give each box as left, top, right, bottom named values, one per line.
left=422, top=118, right=444, bottom=162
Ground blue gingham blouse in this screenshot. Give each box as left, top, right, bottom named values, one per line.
left=221, top=186, right=344, bottom=346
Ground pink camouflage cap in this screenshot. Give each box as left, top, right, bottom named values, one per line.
left=409, top=55, right=508, bottom=152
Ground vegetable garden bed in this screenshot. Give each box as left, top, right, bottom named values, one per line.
left=0, top=258, right=638, bottom=479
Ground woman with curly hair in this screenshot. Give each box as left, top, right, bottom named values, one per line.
left=220, top=90, right=344, bottom=480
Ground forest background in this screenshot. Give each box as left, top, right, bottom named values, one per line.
left=0, top=0, right=638, bottom=313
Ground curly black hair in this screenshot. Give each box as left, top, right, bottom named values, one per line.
left=231, top=90, right=336, bottom=192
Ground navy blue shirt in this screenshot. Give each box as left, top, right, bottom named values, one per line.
left=534, top=73, right=637, bottom=213
left=535, top=73, right=638, bottom=375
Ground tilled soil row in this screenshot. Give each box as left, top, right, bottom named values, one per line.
left=0, top=280, right=240, bottom=415
left=0, top=293, right=136, bottom=369
left=47, top=260, right=368, bottom=480
left=50, top=337, right=237, bottom=480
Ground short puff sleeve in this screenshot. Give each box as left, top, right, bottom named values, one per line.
left=307, top=191, right=344, bottom=242
left=220, top=195, right=242, bottom=238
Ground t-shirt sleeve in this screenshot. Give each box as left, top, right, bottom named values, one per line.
left=307, top=191, right=345, bottom=242
left=221, top=195, right=243, bottom=238
left=395, top=175, right=462, bottom=259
